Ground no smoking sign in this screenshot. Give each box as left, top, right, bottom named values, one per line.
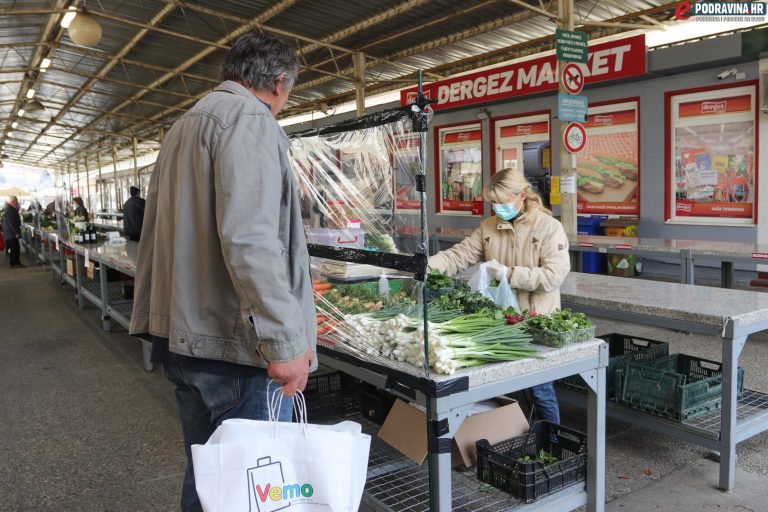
left=563, top=122, right=587, bottom=153
left=561, top=62, right=584, bottom=95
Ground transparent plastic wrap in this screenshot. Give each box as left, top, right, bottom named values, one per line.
left=289, top=104, right=539, bottom=382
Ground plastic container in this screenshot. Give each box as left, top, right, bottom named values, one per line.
left=617, top=353, right=745, bottom=421
left=577, top=216, right=607, bottom=273
left=528, top=326, right=595, bottom=348
left=306, top=227, right=366, bottom=249
left=476, top=421, right=588, bottom=503
left=300, top=370, right=362, bottom=422
left=558, top=333, right=670, bottom=399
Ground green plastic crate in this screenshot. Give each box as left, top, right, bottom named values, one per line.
left=558, top=333, right=669, bottom=399
left=617, top=353, right=745, bottom=421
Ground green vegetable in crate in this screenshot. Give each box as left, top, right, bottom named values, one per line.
left=426, top=268, right=454, bottom=290
left=518, top=449, right=559, bottom=465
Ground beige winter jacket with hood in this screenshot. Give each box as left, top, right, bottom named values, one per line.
left=428, top=205, right=570, bottom=315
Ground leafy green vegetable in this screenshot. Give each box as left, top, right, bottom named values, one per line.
left=523, top=309, right=593, bottom=347
left=365, top=233, right=398, bottom=253
left=431, top=287, right=498, bottom=315
left=518, top=449, right=559, bottom=465
left=322, top=284, right=412, bottom=315
left=426, top=268, right=454, bottom=290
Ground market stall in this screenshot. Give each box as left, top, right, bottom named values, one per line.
left=559, top=272, right=768, bottom=491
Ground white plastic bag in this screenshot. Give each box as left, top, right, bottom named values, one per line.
left=467, top=259, right=520, bottom=311
left=192, top=388, right=371, bottom=512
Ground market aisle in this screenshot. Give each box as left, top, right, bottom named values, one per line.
left=0, top=260, right=183, bottom=512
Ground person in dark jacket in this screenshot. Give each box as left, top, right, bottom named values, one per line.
left=72, top=197, right=88, bottom=220
left=122, top=186, right=146, bottom=241
left=2, top=196, right=24, bottom=268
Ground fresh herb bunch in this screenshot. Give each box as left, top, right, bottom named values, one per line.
left=518, top=449, right=559, bottom=465
left=431, top=287, right=497, bottom=315
left=426, top=268, right=454, bottom=290
left=523, top=309, right=593, bottom=347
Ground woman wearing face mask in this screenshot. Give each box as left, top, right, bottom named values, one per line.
left=428, top=168, right=571, bottom=423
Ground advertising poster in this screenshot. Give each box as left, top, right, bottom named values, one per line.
left=575, top=100, right=639, bottom=216
left=492, top=113, right=550, bottom=176
left=436, top=123, right=483, bottom=215
left=668, top=85, right=756, bottom=225
left=393, top=134, right=421, bottom=213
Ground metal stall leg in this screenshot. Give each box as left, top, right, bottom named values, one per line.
left=142, top=340, right=154, bottom=372
left=719, top=334, right=747, bottom=491
left=680, top=249, right=694, bottom=285
left=721, top=262, right=734, bottom=289
left=99, top=262, right=111, bottom=331
left=428, top=404, right=472, bottom=511
left=584, top=343, right=607, bottom=512
left=74, top=252, right=85, bottom=309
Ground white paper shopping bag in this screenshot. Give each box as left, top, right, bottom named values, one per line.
left=192, top=387, right=371, bottom=512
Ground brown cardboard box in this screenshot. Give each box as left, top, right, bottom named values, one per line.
left=378, top=397, right=529, bottom=467
left=66, top=259, right=75, bottom=277
left=86, top=262, right=95, bottom=280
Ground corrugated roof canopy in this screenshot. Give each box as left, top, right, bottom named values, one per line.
left=1, top=0, right=683, bottom=170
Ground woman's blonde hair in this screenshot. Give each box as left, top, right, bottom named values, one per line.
left=484, top=168, right=552, bottom=216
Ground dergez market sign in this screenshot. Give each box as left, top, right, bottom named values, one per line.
left=401, top=35, right=646, bottom=110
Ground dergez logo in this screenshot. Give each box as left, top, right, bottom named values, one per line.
left=675, top=1, right=767, bottom=20
left=248, top=457, right=315, bottom=512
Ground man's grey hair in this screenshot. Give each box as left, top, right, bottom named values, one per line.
left=221, top=33, right=299, bottom=92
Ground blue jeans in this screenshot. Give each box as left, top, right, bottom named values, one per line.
left=529, top=381, right=560, bottom=424
left=162, top=364, right=292, bottom=512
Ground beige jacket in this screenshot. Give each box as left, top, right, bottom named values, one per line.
left=429, top=206, right=570, bottom=314
left=129, top=81, right=317, bottom=369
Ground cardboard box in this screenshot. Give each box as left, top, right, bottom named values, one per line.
left=66, top=259, right=75, bottom=277
left=378, top=397, right=529, bottom=467
left=86, top=262, right=95, bottom=280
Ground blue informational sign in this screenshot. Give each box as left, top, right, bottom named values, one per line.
left=558, top=93, right=588, bottom=122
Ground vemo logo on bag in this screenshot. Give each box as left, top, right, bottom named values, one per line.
left=247, top=457, right=315, bottom=512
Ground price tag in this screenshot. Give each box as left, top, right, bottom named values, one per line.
left=599, top=247, right=607, bottom=253
left=84, top=249, right=90, bottom=268
left=560, top=175, right=577, bottom=194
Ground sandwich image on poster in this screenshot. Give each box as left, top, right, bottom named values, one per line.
left=576, top=158, right=637, bottom=204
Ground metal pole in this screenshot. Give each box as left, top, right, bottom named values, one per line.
left=132, top=136, right=139, bottom=186
left=354, top=51, right=366, bottom=116
left=558, top=0, right=577, bottom=242
left=85, top=156, right=91, bottom=212
left=97, top=152, right=104, bottom=212
left=67, top=162, right=72, bottom=201
left=112, top=147, right=120, bottom=210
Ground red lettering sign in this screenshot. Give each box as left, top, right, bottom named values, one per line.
left=678, top=95, right=752, bottom=118
left=615, top=243, right=633, bottom=250
left=752, top=253, right=768, bottom=260
left=584, top=109, right=636, bottom=128
left=401, top=35, right=646, bottom=110
left=442, top=130, right=482, bottom=144
left=499, top=121, right=549, bottom=138
left=578, top=241, right=595, bottom=247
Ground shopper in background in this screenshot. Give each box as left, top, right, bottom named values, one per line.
left=428, top=168, right=570, bottom=424
left=129, top=33, right=316, bottom=512
left=72, top=196, right=88, bottom=220
left=122, top=186, right=146, bottom=241
left=2, top=195, right=24, bottom=268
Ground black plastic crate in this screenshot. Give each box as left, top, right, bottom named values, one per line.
left=476, top=421, right=587, bottom=503
left=617, top=353, right=745, bottom=421
left=558, top=333, right=669, bottom=399
left=300, top=370, right=362, bottom=422
left=360, top=382, right=397, bottom=425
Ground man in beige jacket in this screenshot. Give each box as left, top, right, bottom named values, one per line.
left=129, top=33, right=315, bottom=512
left=430, top=169, right=570, bottom=423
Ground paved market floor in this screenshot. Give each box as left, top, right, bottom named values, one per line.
left=2, top=254, right=768, bottom=512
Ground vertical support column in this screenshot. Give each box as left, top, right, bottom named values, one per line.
left=76, top=161, right=81, bottom=201
left=133, top=137, right=139, bottom=186
left=587, top=347, right=607, bottom=512
left=74, top=251, right=85, bottom=309
left=97, top=152, right=104, bottom=213
left=85, top=156, right=91, bottom=212
left=112, top=147, right=120, bottom=210
left=99, top=261, right=112, bottom=332
left=67, top=162, right=72, bottom=201
left=354, top=51, right=366, bottom=116
left=719, top=333, right=746, bottom=491
left=558, top=0, right=577, bottom=243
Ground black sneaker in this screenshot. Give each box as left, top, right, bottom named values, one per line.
left=12, top=263, right=26, bottom=268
